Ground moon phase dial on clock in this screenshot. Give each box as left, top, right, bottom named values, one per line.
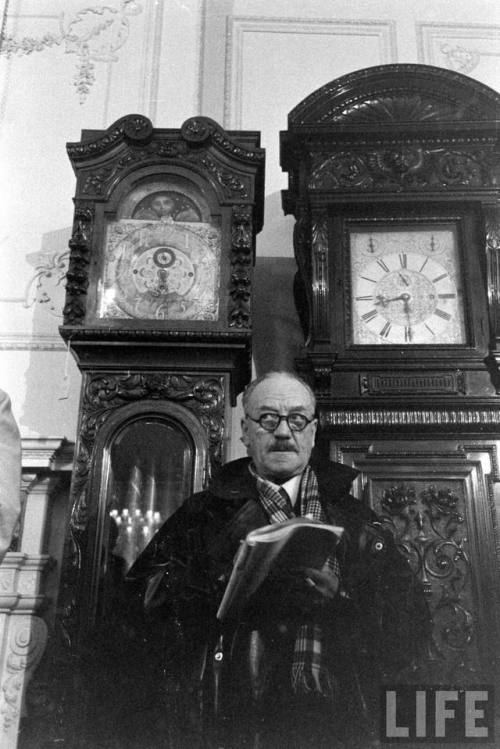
left=352, top=251, right=465, bottom=344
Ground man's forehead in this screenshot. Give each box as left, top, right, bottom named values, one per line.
left=247, top=376, right=314, bottom=411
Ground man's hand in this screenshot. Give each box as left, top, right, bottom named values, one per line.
left=303, top=568, right=340, bottom=600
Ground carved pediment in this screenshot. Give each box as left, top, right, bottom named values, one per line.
left=288, top=64, right=500, bottom=126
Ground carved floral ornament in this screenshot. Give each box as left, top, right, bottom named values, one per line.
left=309, top=146, right=495, bottom=191
left=69, top=373, right=225, bottom=531
left=62, top=206, right=93, bottom=326
left=228, top=205, right=253, bottom=329
left=378, top=482, right=476, bottom=678
left=0, top=0, right=143, bottom=103
left=75, top=138, right=252, bottom=202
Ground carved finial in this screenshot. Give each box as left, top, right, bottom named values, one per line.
left=181, top=117, right=214, bottom=144
left=121, top=114, right=153, bottom=144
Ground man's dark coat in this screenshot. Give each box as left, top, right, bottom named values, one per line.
left=127, top=452, right=431, bottom=747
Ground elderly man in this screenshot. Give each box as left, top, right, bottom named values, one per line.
left=128, top=371, right=430, bottom=748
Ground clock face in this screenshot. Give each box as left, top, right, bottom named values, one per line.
left=97, top=218, right=221, bottom=321
left=350, top=226, right=466, bottom=345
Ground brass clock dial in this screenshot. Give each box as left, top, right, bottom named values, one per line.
left=350, top=227, right=466, bottom=345
left=98, top=218, right=222, bottom=321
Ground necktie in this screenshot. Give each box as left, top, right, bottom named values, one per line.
left=278, top=486, right=294, bottom=516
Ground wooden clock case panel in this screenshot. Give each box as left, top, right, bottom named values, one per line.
left=61, top=114, right=265, bottom=400
left=281, top=65, right=500, bottom=734
left=33, top=118, right=265, bottom=749
left=58, top=115, right=264, bottom=643
left=328, top=436, right=499, bottom=688
left=281, top=64, right=500, bottom=416
left=87, top=168, right=228, bottom=329
left=75, top=394, right=210, bottom=634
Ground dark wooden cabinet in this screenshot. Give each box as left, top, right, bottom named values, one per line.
left=17, top=116, right=265, bottom=748
left=281, top=64, right=500, bottom=737
left=59, top=114, right=264, bottom=644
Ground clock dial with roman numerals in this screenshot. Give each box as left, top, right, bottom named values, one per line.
left=350, top=227, right=466, bottom=345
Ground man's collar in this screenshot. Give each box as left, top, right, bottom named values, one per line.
left=208, top=451, right=359, bottom=505
left=247, top=461, right=301, bottom=506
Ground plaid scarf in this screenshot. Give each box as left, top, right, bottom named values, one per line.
left=250, top=463, right=339, bottom=697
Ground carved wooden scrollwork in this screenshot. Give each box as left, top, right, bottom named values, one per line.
left=309, top=146, right=494, bottom=192
left=58, top=371, right=225, bottom=654
left=229, top=205, right=253, bottom=328
left=199, top=156, right=249, bottom=199
left=69, top=114, right=262, bottom=203
left=61, top=205, right=93, bottom=326
left=69, top=372, right=224, bottom=534
left=67, top=114, right=153, bottom=162
left=378, top=481, right=479, bottom=682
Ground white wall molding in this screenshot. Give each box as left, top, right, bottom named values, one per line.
left=0, top=436, right=75, bottom=747
left=224, top=16, right=397, bottom=129
left=2, top=1, right=145, bottom=105
left=0, top=553, right=50, bottom=747
left=0, top=335, right=66, bottom=351
left=417, top=22, right=500, bottom=89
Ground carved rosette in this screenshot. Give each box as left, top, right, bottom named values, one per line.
left=181, top=116, right=264, bottom=163
left=229, top=205, right=253, bottom=328
left=62, top=205, right=93, bottom=326
left=309, top=146, right=495, bottom=192
left=378, top=482, right=478, bottom=682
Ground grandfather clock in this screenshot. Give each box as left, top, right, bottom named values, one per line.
left=48, top=115, right=264, bottom=746
left=281, top=64, right=500, bottom=728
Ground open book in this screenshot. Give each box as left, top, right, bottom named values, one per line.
left=216, top=517, right=344, bottom=621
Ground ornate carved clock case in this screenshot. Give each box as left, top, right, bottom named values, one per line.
left=59, top=114, right=264, bottom=642
left=281, top=65, right=500, bottom=707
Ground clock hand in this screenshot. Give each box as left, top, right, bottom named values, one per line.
left=399, top=273, right=410, bottom=286
left=376, top=293, right=411, bottom=306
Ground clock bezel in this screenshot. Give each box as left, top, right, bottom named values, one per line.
left=349, top=219, right=466, bottom=346
left=330, top=203, right=489, bottom=363
left=85, top=166, right=232, bottom=331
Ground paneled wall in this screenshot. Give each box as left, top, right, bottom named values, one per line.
left=1, top=0, right=499, bottom=450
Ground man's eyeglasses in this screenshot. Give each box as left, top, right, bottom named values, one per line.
left=245, top=412, right=315, bottom=433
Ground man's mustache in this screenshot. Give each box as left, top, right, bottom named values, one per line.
left=269, top=443, right=298, bottom=452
